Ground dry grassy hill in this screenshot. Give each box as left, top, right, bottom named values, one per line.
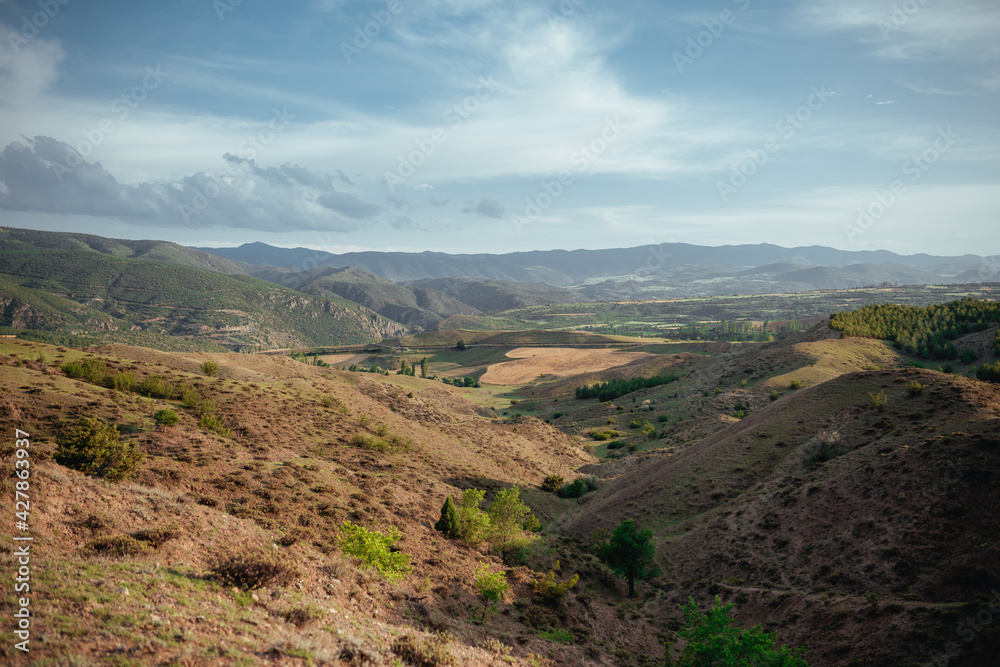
left=560, top=368, right=1000, bottom=665
left=0, top=338, right=679, bottom=666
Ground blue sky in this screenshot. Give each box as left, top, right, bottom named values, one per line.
left=0, top=0, right=998, bottom=256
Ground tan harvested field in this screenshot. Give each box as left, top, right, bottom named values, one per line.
left=480, top=346, right=653, bottom=384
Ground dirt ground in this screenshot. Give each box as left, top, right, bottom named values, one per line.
left=480, top=347, right=653, bottom=385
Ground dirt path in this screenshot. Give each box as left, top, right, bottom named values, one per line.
left=480, top=347, right=653, bottom=385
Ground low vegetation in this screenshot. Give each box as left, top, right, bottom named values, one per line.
left=575, top=374, right=681, bottom=401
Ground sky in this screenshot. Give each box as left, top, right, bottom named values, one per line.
left=0, top=0, right=998, bottom=257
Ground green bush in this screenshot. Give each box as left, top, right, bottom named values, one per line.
left=153, top=409, right=179, bottom=429
left=434, top=496, right=461, bottom=539
left=960, top=348, right=978, bottom=364
left=541, top=474, right=565, bottom=493
left=769, top=389, right=780, bottom=401
left=870, top=390, right=889, bottom=412
left=905, top=381, right=926, bottom=396
left=788, top=380, right=802, bottom=390
left=61, top=357, right=108, bottom=384
left=55, top=417, right=143, bottom=483
left=137, top=375, right=176, bottom=399
left=109, top=372, right=135, bottom=392
left=606, top=439, right=628, bottom=450
left=587, top=429, right=620, bottom=441
left=558, top=475, right=598, bottom=498
left=179, top=386, right=201, bottom=409
left=533, top=562, right=579, bottom=609
left=200, top=360, right=220, bottom=376
left=675, top=596, right=809, bottom=666
left=473, top=564, right=509, bottom=622
left=338, top=521, right=412, bottom=582
left=200, top=413, right=231, bottom=437
left=976, top=361, right=1000, bottom=383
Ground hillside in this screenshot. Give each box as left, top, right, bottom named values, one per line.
left=406, top=277, right=591, bottom=312
left=247, top=265, right=480, bottom=332
left=559, top=368, right=1000, bottom=664
left=0, top=243, right=406, bottom=350
left=1, top=227, right=247, bottom=276
left=0, top=338, right=689, bottom=666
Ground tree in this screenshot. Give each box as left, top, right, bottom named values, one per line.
left=55, top=417, right=143, bottom=483
left=674, top=596, right=809, bottom=666
left=420, top=357, right=429, bottom=378
left=599, top=519, right=659, bottom=597
left=434, top=496, right=461, bottom=539
left=398, top=359, right=409, bottom=376
left=487, top=486, right=539, bottom=564
left=473, top=564, right=509, bottom=622
left=153, top=409, right=179, bottom=431
left=200, top=360, right=220, bottom=376
left=456, top=488, right=492, bottom=544
left=455, top=339, right=467, bottom=351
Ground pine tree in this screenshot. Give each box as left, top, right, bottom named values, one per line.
left=434, top=496, right=461, bottom=539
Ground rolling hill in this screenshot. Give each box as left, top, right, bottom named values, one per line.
left=245, top=265, right=480, bottom=331
left=0, top=237, right=407, bottom=349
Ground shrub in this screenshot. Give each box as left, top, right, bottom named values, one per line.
left=558, top=476, right=597, bottom=498
left=137, top=375, right=176, bottom=399
left=55, top=417, right=143, bottom=482
left=110, top=372, right=135, bottom=392
left=788, top=380, right=803, bottom=390
left=200, top=361, right=220, bottom=376
left=474, top=564, right=509, bottom=622
left=338, top=521, right=412, bottom=582
left=434, top=496, right=461, bottom=539
left=541, top=475, right=565, bottom=493
left=533, top=562, right=579, bottom=609
left=200, top=413, right=232, bottom=437
left=392, top=633, right=455, bottom=666
left=349, top=433, right=408, bottom=453
left=606, top=439, right=627, bottom=450
left=976, top=361, right=1000, bottom=383
left=657, top=414, right=670, bottom=422
left=770, top=389, right=780, bottom=401
left=455, top=488, right=491, bottom=545
left=88, top=535, right=152, bottom=558
left=153, top=409, right=179, bottom=429
left=587, top=429, right=620, bottom=441
left=210, top=553, right=295, bottom=591
left=132, top=523, right=181, bottom=548
left=960, top=348, right=978, bottom=364
left=179, top=386, right=201, bottom=409
left=675, top=596, right=808, bottom=665
left=870, top=390, right=889, bottom=412
left=906, top=381, right=926, bottom=396
left=61, top=357, right=108, bottom=384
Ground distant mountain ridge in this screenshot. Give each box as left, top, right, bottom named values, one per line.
left=195, top=241, right=991, bottom=289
